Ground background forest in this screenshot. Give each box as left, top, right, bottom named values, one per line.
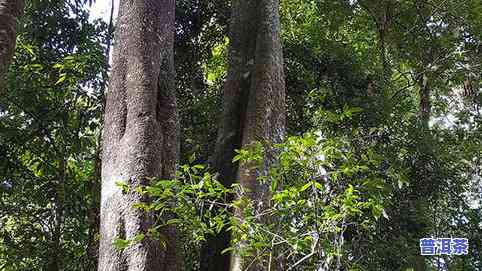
left=0, top=0, right=481, bottom=270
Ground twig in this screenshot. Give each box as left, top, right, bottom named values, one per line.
left=287, top=237, right=319, bottom=271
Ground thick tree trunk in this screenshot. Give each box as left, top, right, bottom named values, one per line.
left=230, top=1, right=285, bottom=270
left=201, top=1, right=285, bottom=270
left=0, top=0, right=24, bottom=91
left=98, top=0, right=181, bottom=271
left=200, top=1, right=258, bottom=270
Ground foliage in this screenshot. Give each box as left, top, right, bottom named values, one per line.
left=1, top=0, right=481, bottom=270
left=0, top=0, right=108, bottom=270
left=112, top=163, right=232, bottom=271
left=227, top=131, right=395, bottom=270
left=138, top=117, right=409, bottom=270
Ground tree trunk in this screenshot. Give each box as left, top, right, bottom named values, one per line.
left=413, top=73, right=431, bottom=271
left=199, top=0, right=257, bottom=269
left=87, top=140, right=101, bottom=270
left=86, top=3, right=114, bottom=266
left=201, top=1, right=285, bottom=270
left=47, top=156, right=66, bottom=271
left=419, top=74, right=430, bottom=129
left=0, top=0, right=24, bottom=91
left=98, top=0, right=181, bottom=270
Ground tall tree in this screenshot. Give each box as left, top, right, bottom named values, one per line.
left=201, top=0, right=285, bottom=270
left=0, top=0, right=107, bottom=269
left=0, top=0, right=24, bottom=90
left=230, top=0, right=285, bottom=269
left=98, top=0, right=181, bottom=270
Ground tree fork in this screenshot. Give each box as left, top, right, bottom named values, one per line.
left=98, top=0, right=181, bottom=270
left=201, top=0, right=285, bottom=270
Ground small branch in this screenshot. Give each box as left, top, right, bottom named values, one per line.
left=287, top=237, right=319, bottom=271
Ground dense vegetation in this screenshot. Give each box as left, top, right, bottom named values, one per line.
left=0, top=0, right=480, bottom=270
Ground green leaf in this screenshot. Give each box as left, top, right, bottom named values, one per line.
left=55, top=73, right=67, bottom=85
left=133, top=234, right=145, bottom=242
left=115, top=181, right=129, bottom=193
left=166, top=219, right=182, bottom=225
left=193, top=164, right=205, bottom=170
left=300, top=182, right=312, bottom=192
left=113, top=238, right=130, bottom=250
left=221, top=247, right=235, bottom=255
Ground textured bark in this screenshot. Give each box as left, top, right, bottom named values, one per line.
left=98, top=0, right=181, bottom=270
left=200, top=1, right=257, bottom=270
left=87, top=3, right=114, bottom=266
left=201, top=0, right=285, bottom=270
left=231, top=1, right=285, bottom=270
left=418, top=74, right=430, bottom=129
left=0, top=0, right=24, bottom=91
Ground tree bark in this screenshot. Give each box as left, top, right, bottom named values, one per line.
left=419, top=74, right=430, bottom=129
left=0, top=0, right=24, bottom=91
left=230, top=2, right=285, bottom=270
left=201, top=1, right=285, bottom=270
left=86, top=2, right=114, bottom=266
left=49, top=156, right=66, bottom=271
left=410, top=72, right=431, bottom=271
left=200, top=1, right=257, bottom=270
left=98, top=0, right=181, bottom=270
left=87, top=139, right=102, bottom=270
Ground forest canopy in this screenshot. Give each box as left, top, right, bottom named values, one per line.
left=0, top=0, right=481, bottom=270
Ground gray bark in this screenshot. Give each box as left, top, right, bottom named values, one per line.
left=98, top=0, right=181, bottom=270
left=87, top=3, right=114, bottom=266
left=0, top=0, right=24, bottom=91
left=231, top=1, right=285, bottom=270
left=200, top=0, right=258, bottom=269
left=202, top=0, right=285, bottom=270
